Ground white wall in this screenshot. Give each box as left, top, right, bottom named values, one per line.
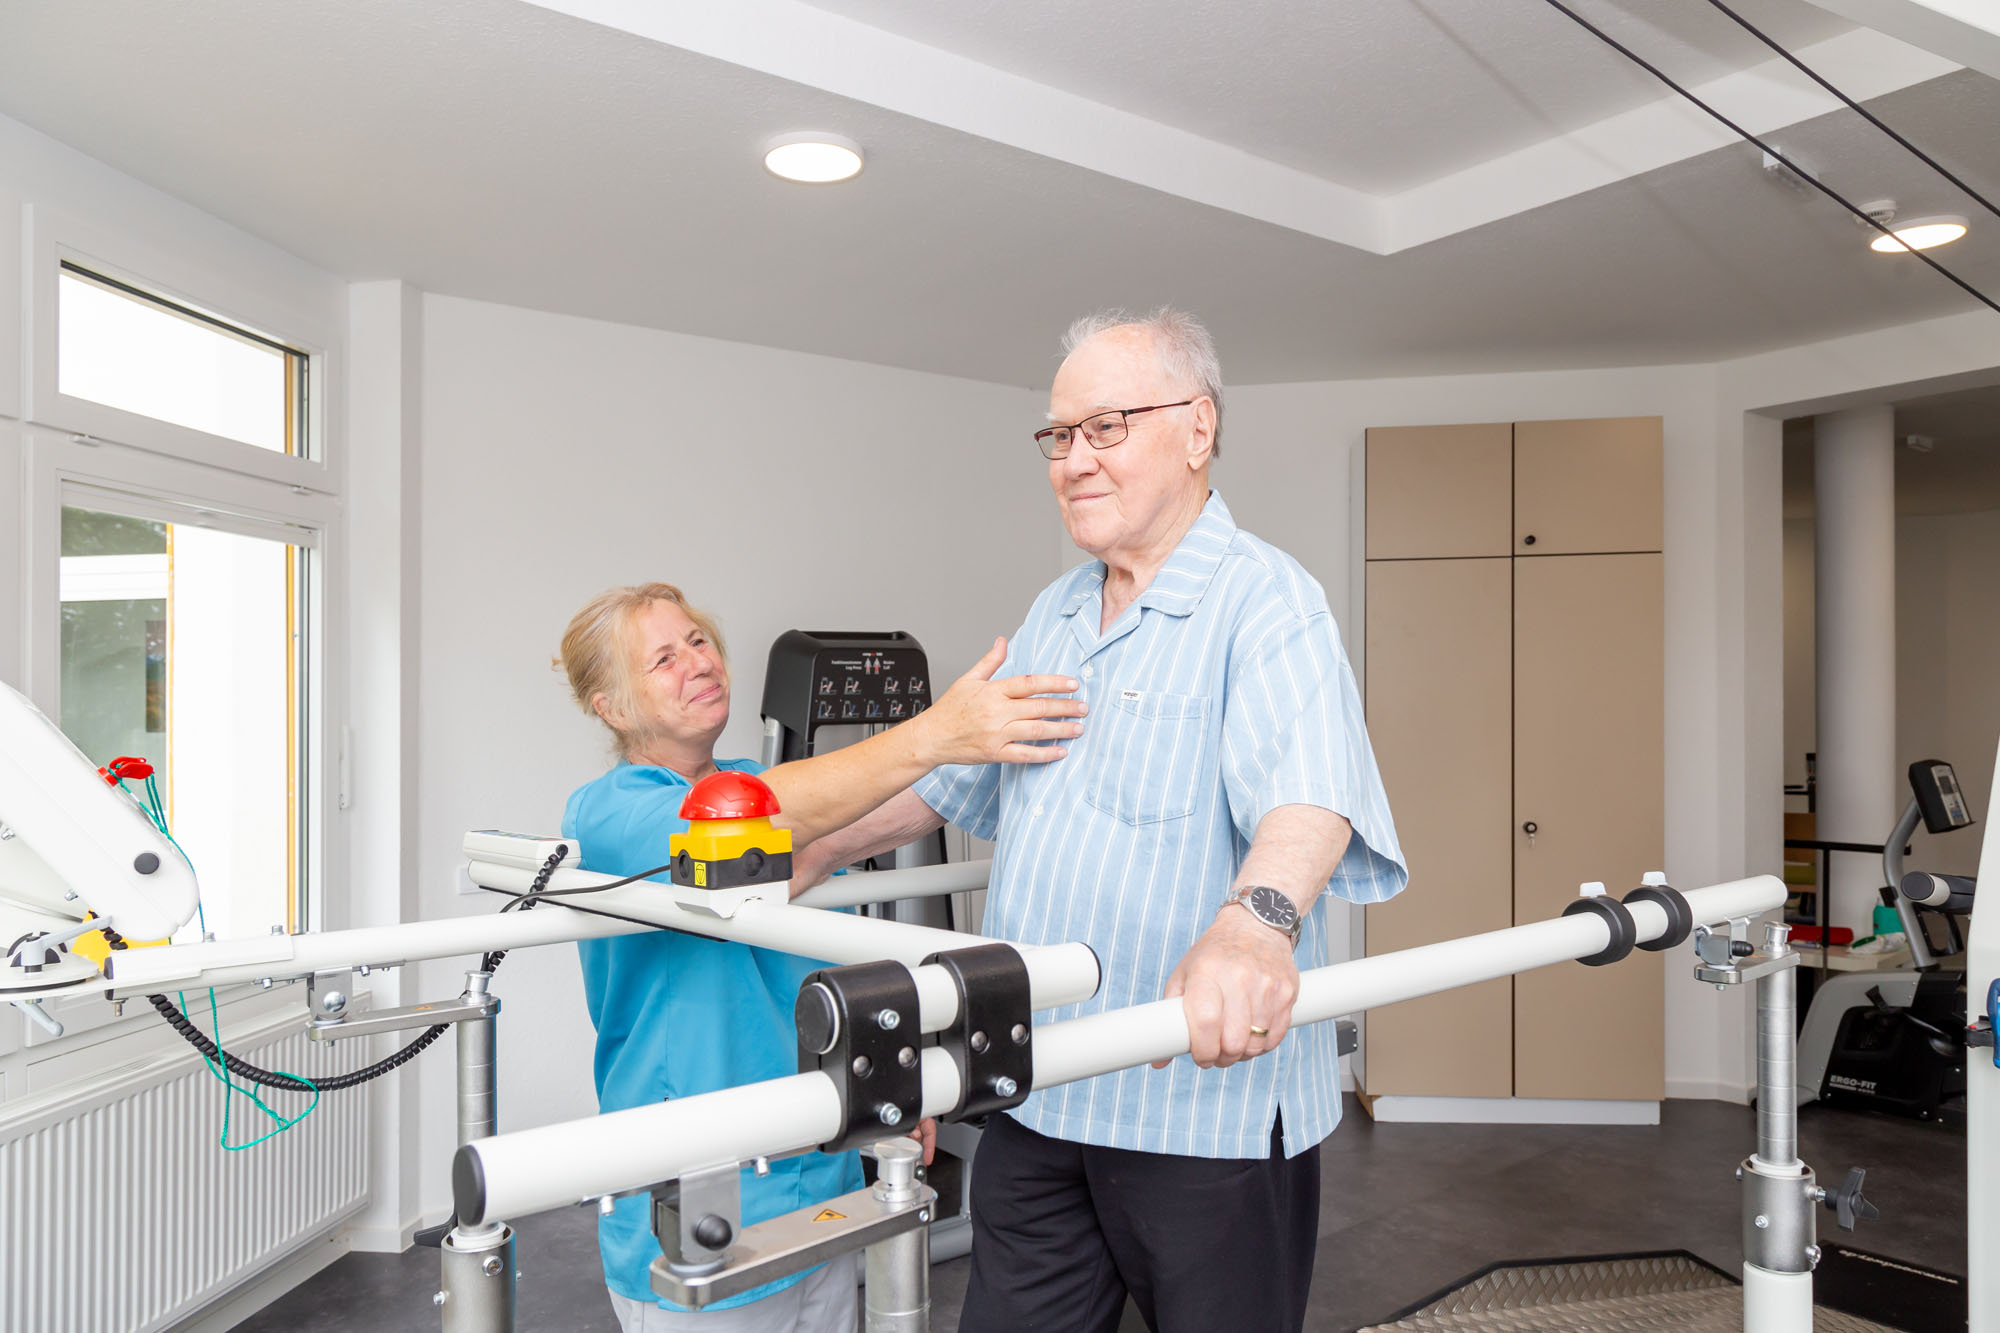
left=409, top=293, right=1060, bottom=1218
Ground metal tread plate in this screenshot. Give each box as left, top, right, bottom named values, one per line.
left=1360, top=1255, right=1901, bottom=1333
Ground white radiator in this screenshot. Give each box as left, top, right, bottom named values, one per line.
left=0, top=1005, right=370, bottom=1333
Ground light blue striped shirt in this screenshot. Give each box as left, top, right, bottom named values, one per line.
left=916, top=492, right=1406, bottom=1159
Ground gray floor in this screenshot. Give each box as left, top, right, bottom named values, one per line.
left=234, top=1097, right=1966, bottom=1333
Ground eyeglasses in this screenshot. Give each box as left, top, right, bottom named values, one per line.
left=1034, top=401, right=1194, bottom=460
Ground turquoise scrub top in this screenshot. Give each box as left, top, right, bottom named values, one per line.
left=566, top=758, right=864, bottom=1311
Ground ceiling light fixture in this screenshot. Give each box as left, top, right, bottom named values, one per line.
left=1870, top=214, right=1969, bottom=254
left=763, top=133, right=864, bottom=184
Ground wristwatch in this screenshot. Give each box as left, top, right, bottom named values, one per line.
left=1221, top=885, right=1303, bottom=947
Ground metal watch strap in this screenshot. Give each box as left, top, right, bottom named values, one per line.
left=1222, top=886, right=1303, bottom=946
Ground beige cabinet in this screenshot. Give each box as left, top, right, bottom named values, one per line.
left=1511, top=553, right=1664, bottom=1099
left=1364, top=558, right=1514, bottom=1097
left=1361, top=419, right=1664, bottom=1108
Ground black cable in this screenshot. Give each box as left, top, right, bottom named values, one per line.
left=1698, top=0, right=2000, bottom=224
left=146, top=991, right=448, bottom=1092
left=118, top=843, right=673, bottom=1093
left=483, top=845, right=571, bottom=971
left=1533, top=0, right=2000, bottom=318
left=493, top=856, right=677, bottom=916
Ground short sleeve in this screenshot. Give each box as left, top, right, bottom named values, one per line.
left=914, top=761, right=1003, bottom=842
left=909, top=632, right=1031, bottom=843
left=1220, top=611, right=1407, bottom=905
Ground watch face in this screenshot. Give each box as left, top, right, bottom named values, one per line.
left=1250, top=885, right=1297, bottom=929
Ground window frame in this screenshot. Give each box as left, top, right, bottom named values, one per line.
left=24, top=205, right=342, bottom=494
left=24, top=432, right=339, bottom=939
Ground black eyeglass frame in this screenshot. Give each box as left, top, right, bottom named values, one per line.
left=1034, top=400, right=1196, bottom=460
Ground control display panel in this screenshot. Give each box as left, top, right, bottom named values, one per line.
left=1910, top=758, right=1974, bottom=834
left=762, top=630, right=933, bottom=762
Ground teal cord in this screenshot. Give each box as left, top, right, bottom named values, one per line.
left=117, top=771, right=321, bottom=1148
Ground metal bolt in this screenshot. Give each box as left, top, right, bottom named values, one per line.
left=851, top=1055, right=873, bottom=1078
left=599, top=1195, right=617, bottom=1216
left=878, top=1104, right=903, bottom=1126
left=876, top=1009, right=901, bottom=1031
left=433, top=1292, right=447, bottom=1307
left=320, top=990, right=348, bottom=1015
left=1810, top=1185, right=1827, bottom=1202
left=1806, top=1245, right=1822, bottom=1266
left=1011, top=1023, right=1029, bottom=1045
left=969, top=1030, right=989, bottom=1053
left=753, top=1156, right=771, bottom=1177
left=897, top=1046, right=918, bottom=1069
left=1755, top=1215, right=1770, bottom=1229
left=481, top=1256, right=504, bottom=1277
left=1735, top=1166, right=1744, bottom=1180
left=993, top=1076, right=1018, bottom=1098
left=919, top=1210, right=930, bottom=1222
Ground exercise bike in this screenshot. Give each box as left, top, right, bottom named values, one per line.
left=1795, top=758, right=1978, bottom=1123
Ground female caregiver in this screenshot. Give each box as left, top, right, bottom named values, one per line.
left=555, top=581, right=1085, bottom=1333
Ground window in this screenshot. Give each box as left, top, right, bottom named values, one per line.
left=59, top=501, right=309, bottom=942
left=56, top=262, right=309, bottom=457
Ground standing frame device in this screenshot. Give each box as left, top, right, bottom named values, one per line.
left=4, top=673, right=1995, bottom=1333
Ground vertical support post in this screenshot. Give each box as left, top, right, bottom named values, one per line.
left=1813, top=405, right=1897, bottom=939
left=863, top=1137, right=931, bottom=1333
left=439, top=971, right=517, bottom=1333
left=1741, top=926, right=1814, bottom=1333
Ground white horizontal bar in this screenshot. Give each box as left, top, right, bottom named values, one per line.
left=463, top=1047, right=969, bottom=1225
left=103, top=902, right=652, bottom=996
left=1031, top=877, right=1783, bottom=1087
left=792, top=859, right=990, bottom=908
left=458, top=876, right=1785, bottom=1226
left=464, top=861, right=1098, bottom=1020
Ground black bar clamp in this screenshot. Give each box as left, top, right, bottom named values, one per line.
left=1563, top=893, right=1636, bottom=966
left=922, top=944, right=1033, bottom=1121
left=1623, top=877, right=1694, bottom=951
left=795, top=959, right=923, bottom=1153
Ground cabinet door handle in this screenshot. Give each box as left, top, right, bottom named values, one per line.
left=1522, top=534, right=1538, bottom=546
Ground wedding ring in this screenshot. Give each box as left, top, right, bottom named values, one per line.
left=1249, top=1025, right=1270, bottom=1037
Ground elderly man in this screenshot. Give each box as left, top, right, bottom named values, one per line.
left=800, top=309, right=1405, bottom=1332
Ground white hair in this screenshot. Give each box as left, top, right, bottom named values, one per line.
left=1061, top=307, right=1225, bottom=458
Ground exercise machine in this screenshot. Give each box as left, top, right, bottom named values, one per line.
left=1796, top=759, right=1977, bottom=1121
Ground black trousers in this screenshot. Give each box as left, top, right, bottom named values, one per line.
left=959, top=1113, right=1321, bottom=1333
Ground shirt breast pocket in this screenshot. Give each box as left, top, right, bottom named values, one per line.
left=1085, top=690, right=1211, bottom=826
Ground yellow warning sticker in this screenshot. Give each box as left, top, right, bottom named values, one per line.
left=811, top=1209, right=847, bottom=1223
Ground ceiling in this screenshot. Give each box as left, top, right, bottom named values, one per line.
left=0, top=0, right=1995, bottom=387
left=803, top=0, right=1856, bottom=193
left=1783, top=381, right=2000, bottom=517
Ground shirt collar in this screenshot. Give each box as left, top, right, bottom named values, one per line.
left=1059, top=491, right=1236, bottom=621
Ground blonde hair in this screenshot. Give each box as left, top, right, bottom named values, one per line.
left=555, top=582, right=727, bottom=746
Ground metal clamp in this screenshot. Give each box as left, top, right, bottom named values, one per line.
left=922, top=944, right=1032, bottom=1121
left=1692, top=918, right=1797, bottom=986
left=796, top=960, right=923, bottom=1153
left=650, top=1138, right=935, bottom=1311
